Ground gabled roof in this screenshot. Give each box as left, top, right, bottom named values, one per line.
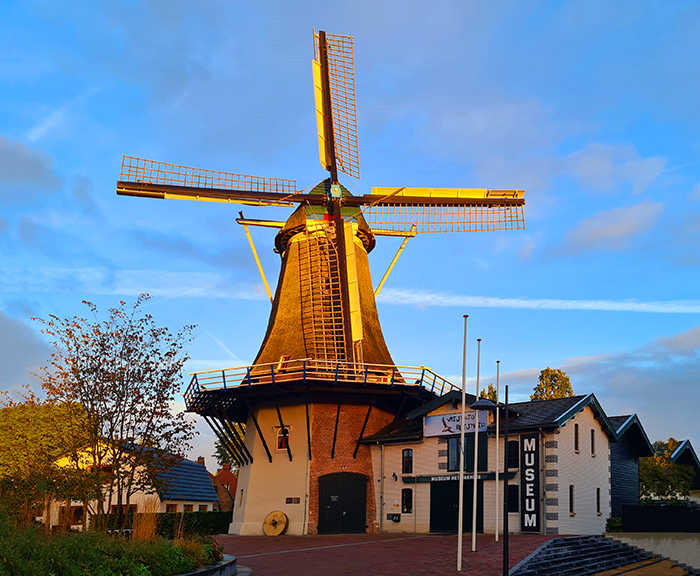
left=671, top=439, right=700, bottom=470
left=609, top=414, right=653, bottom=457
left=504, top=394, right=617, bottom=439
left=361, top=418, right=423, bottom=444
left=405, top=390, right=477, bottom=420
left=158, top=458, right=219, bottom=502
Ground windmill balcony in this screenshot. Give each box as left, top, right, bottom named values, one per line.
left=183, top=359, right=457, bottom=411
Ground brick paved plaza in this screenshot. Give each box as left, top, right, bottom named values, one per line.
left=217, top=532, right=554, bottom=576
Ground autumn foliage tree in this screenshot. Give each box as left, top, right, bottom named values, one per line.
left=640, top=438, right=696, bottom=504
left=35, top=295, right=197, bottom=527
left=530, top=367, right=574, bottom=401
left=479, top=383, right=498, bottom=402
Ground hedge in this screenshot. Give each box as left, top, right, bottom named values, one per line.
left=92, top=511, right=231, bottom=537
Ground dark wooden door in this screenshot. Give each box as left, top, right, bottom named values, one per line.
left=429, top=479, right=483, bottom=533
left=318, top=472, right=367, bottom=533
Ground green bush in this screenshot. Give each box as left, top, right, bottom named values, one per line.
left=605, top=517, right=623, bottom=532
left=0, top=511, right=224, bottom=576
left=92, top=511, right=231, bottom=538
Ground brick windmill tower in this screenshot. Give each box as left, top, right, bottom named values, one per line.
left=117, top=30, right=525, bottom=535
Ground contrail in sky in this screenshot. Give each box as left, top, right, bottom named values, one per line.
left=377, top=288, right=700, bottom=314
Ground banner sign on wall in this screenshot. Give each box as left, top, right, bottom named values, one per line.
left=424, top=411, right=487, bottom=438
left=520, top=432, right=541, bottom=533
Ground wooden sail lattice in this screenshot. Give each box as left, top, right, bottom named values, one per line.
left=298, top=227, right=347, bottom=363
left=314, top=33, right=360, bottom=179
left=120, top=156, right=297, bottom=194
left=363, top=202, right=526, bottom=234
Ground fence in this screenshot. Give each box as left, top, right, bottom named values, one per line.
left=623, top=505, right=700, bottom=533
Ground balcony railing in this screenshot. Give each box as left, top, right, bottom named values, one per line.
left=183, top=358, right=457, bottom=410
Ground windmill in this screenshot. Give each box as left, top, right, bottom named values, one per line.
left=117, top=30, right=524, bottom=535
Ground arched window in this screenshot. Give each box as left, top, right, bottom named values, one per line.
left=402, top=449, right=413, bottom=474
left=574, top=423, right=580, bottom=453
left=277, top=427, right=290, bottom=450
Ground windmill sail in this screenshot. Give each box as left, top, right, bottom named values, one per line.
left=313, top=32, right=360, bottom=179
left=361, top=187, right=525, bottom=235
left=117, top=156, right=298, bottom=206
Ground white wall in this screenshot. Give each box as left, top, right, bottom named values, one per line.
left=552, top=406, right=610, bottom=535
left=231, top=403, right=311, bottom=535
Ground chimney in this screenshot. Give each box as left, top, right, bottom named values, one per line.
left=196, top=456, right=205, bottom=466
left=223, top=464, right=231, bottom=472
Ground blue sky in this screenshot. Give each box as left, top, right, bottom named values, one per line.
left=2, top=0, right=700, bottom=470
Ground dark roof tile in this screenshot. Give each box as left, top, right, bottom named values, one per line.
left=158, top=458, right=219, bottom=502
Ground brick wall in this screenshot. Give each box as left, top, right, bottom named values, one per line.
left=307, top=403, right=393, bottom=534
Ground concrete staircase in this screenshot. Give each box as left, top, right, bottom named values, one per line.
left=510, top=535, right=700, bottom=576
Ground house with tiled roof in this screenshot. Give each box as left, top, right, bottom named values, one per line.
left=44, top=454, right=218, bottom=529
left=362, top=391, right=640, bottom=536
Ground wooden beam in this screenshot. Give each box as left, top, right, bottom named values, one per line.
left=353, top=396, right=375, bottom=459
left=245, top=398, right=272, bottom=463
left=274, top=394, right=293, bottom=462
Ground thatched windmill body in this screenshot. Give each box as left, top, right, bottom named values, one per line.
left=117, top=31, right=525, bottom=535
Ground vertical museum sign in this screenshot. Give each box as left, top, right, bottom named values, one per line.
left=520, top=433, right=540, bottom=533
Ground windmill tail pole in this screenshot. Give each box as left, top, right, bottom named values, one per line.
left=241, top=220, right=273, bottom=303
left=374, top=225, right=415, bottom=297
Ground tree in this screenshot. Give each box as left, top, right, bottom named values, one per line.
left=34, top=295, right=197, bottom=527
left=479, top=383, right=498, bottom=402
left=640, top=438, right=696, bottom=504
left=0, top=388, right=94, bottom=529
left=530, top=367, right=574, bottom=401
left=212, top=436, right=243, bottom=471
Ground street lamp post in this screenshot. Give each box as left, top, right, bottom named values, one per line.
left=503, top=384, right=510, bottom=576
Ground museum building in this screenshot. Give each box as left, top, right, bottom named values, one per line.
left=362, top=391, right=629, bottom=536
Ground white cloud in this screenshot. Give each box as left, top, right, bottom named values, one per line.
left=25, top=106, right=69, bottom=143
left=689, top=182, right=700, bottom=201
left=565, top=144, right=666, bottom=194
left=562, top=201, right=663, bottom=252
left=0, top=267, right=266, bottom=300
left=377, top=287, right=700, bottom=314
left=0, top=312, right=52, bottom=393
left=0, top=136, right=61, bottom=198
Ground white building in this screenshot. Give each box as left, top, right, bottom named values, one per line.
left=363, top=391, right=619, bottom=536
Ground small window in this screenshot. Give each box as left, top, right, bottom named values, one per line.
left=277, top=427, right=290, bottom=450
left=199, top=505, right=208, bottom=512
left=591, top=429, right=595, bottom=456
left=401, top=488, right=413, bottom=514
left=166, top=504, right=177, bottom=513
left=569, top=485, right=575, bottom=516
left=574, top=424, right=580, bottom=453
left=239, top=489, right=244, bottom=508
left=402, top=449, right=413, bottom=474
left=507, top=440, right=519, bottom=469
left=596, top=487, right=601, bottom=516
left=184, top=504, right=194, bottom=512
left=507, top=484, right=519, bottom=513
